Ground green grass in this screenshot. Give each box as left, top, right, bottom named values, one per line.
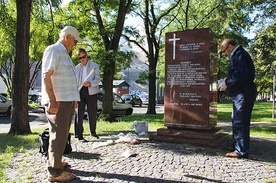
left=218, top=101, right=276, bottom=139
left=101, top=114, right=164, bottom=133
left=218, top=101, right=276, bottom=122
left=250, top=126, right=276, bottom=138
left=0, top=102, right=275, bottom=181
left=0, top=133, right=40, bottom=182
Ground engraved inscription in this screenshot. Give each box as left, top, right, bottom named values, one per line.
left=167, top=61, right=207, bottom=87
left=179, top=42, right=205, bottom=53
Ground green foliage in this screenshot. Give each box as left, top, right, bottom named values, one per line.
left=0, top=1, right=17, bottom=96
left=156, top=44, right=165, bottom=87
left=0, top=2, right=16, bottom=63
left=251, top=1, right=275, bottom=27
left=57, top=0, right=134, bottom=76
left=0, top=0, right=274, bottom=120
left=156, top=0, right=259, bottom=87
left=136, top=71, right=148, bottom=85
left=249, top=22, right=276, bottom=95
left=28, top=102, right=41, bottom=109
left=166, top=0, right=253, bottom=36
left=30, top=3, right=56, bottom=61
left=0, top=0, right=64, bottom=96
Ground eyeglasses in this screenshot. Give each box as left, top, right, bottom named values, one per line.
left=78, top=55, right=86, bottom=60
left=69, top=34, right=78, bottom=44
left=221, top=45, right=229, bottom=53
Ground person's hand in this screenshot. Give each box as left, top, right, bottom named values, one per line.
left=47, top=101, right=59, bottom=114
left=218, top=78, right=227, bottom=91
left=83, top=81, right=91, bottom=87
left=74, top=102, right=78, bottom=109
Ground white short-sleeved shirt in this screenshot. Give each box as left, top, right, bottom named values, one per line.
left=41, top=42, right=80, bottom=105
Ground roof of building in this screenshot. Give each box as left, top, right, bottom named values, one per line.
left=99, top=80, right=130, bottom=87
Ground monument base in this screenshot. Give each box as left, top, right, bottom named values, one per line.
left=149, top=127, right=229, bottom=148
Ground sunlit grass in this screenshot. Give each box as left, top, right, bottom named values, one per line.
left=83, top=114, right=164, bottom=136
left=250, top=127, right=276, bottom=138
left=0, top=133, right=40, bottom=182
left=218, top=101, right=276, bottom=122
left=218, top=101, right=276, bottom=138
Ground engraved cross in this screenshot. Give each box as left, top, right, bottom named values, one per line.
left=169, top=33, right=180, bottom=60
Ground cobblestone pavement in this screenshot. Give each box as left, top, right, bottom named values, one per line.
left=3, top=109, right=276, bottom=182
left=6, top=132, right=276, bottom=183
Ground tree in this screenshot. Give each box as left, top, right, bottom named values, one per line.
left=0, top=1, right=16, bottom=97
left=58, top=0, right=134, bottom=121
left=250, top=22, right=276, bottom=98
left=124, top=0, right=254, bottom=113
left=250, top=1, right=276, bottom=28
left=248, top=0, right=276, bottom=99
left=29, top=0, right=62, bottom=88
left=123, top=0, right=182, bottom=114
left=156, top=0, right=269, bottom=88
left=9, top=0, right=33, bottom=135
left=0, top=0, right=61, bottom=97
left=92, top=0, right=134, bottom=121
left=8, top=0, right=62, bottom=135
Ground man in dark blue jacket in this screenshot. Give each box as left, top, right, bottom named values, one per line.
left=218, top=39, right=257, bottom=159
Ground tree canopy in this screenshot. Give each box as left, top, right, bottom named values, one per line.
left=0, top=0, right=274, bottom=132
left=250, top=22, right=276, bottom=97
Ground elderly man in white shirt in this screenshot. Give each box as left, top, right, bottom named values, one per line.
left=41, top=26, right=81, bottom=182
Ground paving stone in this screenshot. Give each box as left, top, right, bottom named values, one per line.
left=5, top=135, right=276, bottom=183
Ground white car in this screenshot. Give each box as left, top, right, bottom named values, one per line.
left=0, top=95, right=12, bottom=116
left=139, top=93, right=149, bottom=105
left=97, top=92, right=133, bottom=116
left=83, top=92, right=133, bottom=119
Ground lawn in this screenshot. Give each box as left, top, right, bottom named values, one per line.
left=218, top=101, right=276, bottom=122
left=0, top=101, right=275, bottom=182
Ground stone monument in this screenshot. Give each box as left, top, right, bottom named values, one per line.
left=150, top=28, right=228, bottom=147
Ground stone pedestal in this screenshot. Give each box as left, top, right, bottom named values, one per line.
left=150, top=127, right=229, bottom=147
left=150, top=28, right=228, bottom=147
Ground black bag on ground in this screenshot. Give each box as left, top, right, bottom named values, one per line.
left=39, top=128, right=72, bottom=156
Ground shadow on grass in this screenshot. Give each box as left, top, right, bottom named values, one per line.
left=0, top=133, right=39, bottom=155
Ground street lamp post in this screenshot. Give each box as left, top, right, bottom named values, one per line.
left=271, top=68, right=276, bottom=119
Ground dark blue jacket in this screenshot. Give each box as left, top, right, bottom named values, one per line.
left=225, top=46, right=256, bottom=98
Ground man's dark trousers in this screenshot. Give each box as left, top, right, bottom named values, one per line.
left=231, top=87, right=256, bottom=158
left=74, top=87, right=97, bottom=139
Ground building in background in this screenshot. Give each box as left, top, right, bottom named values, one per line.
left=99, top=80, right=130, bottom=96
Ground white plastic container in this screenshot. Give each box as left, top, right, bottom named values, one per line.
left=134, top=121, right=148, bottom=134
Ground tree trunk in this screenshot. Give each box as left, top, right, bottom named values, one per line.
left=92, top=0, right=132, bottom=121
left=147, top=57, right=157, bottom=114
left=102, top=57, right=115, bottom=121
left=9, top=0, right=32, bottom=135
left=147, top=68, right=157, bottom=114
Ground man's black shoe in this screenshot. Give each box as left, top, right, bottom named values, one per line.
left=91, top=134, right=100, bottom=139
left=78, top=138, right=89, bottom=142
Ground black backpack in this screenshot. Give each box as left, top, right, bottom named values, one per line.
left=39, top=128, right=72, bottom=156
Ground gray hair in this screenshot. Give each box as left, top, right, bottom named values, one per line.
left=58, top=31, right=67, bottom=42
